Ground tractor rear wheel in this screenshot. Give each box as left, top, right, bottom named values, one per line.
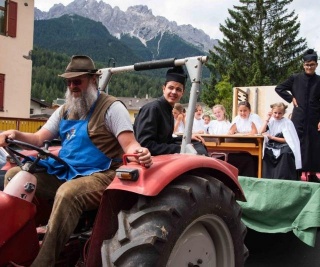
left=101, top=173, right=248, bottom=266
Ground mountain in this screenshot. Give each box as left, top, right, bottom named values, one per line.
left=34, top=14, right=211, bottom=68
left=34, top=14, right=143, bottom=66
left=32, top=1, right=213, bottom=104
left=32, top=15, right=210, bottom=105
left=34, top=0, right=218, bottom=54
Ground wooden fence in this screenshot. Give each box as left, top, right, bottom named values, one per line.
left=0, top=117, right=47, bottom=133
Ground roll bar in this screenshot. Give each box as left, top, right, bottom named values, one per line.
left=97, top=56, right=208, bottom=154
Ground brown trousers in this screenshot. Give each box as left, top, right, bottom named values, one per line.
left=5, top=167, right=115, bottom=267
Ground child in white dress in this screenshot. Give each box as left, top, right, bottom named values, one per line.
left=227, top=101, right=262, bottom=177
left=173, top=103, right=185, bottom=134
left=208, top=104, right=231, bottom=134
left=228, top=101, right=261, bottom=135
left=260, top=102, right=301, bottom=180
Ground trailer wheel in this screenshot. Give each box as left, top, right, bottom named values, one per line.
left=102, top=173, right=247, bottom=267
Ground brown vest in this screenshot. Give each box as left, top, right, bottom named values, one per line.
left=61, top=92, right=125, bottom=169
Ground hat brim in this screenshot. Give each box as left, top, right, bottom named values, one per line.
left=58, top=71, right=101, bottom=79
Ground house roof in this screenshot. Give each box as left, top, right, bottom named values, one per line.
left=49, top=96, right=158, bottom=111
left=30, top=107, right=55, bottom=119
left=31, top=97, right=51, bottom=108
left=117, top=96, right=157, bottom=111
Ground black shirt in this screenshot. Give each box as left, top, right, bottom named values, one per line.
left=133, top=96, right=180, bottom=155
left=275, top=72, right=320, bottom=171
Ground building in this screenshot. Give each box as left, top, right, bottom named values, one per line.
left=0, top=0, right=34, bottom=118
left=30, top=97, right=53, bottom=118
left=117, top=96, right=157, bottom=123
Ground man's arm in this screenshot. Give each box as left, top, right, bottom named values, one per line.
left=275, top=75, right=295, bottom=103
left=0, top=106, right=61, bottom=147
left=117, top=131, right=152, bottom=167
left=0, top=128, right=55, bottom=147
left=106, top=101, right=152, bottom=167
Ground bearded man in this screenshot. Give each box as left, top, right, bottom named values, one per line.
left=0, top=55, right=152, bottom=266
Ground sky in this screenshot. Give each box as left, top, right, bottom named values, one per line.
left=34, top=0, right=320, bottom=54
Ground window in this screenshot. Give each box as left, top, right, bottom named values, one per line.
left=0, top=0, right=17, bottom=37
left=0, top=0, right=6, bottom=35
left=0, top=74, right=5, bottom=111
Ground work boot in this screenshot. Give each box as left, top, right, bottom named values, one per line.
left=308, top=174, right=320, bottom=183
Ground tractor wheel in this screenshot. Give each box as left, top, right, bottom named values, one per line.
left=102, top=173, right=248, bottom=267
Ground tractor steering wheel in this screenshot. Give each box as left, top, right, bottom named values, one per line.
left=4, top=139, right=68, bottom=173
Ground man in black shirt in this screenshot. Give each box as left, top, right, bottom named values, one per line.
left=134, top=67, right=206, bottom=156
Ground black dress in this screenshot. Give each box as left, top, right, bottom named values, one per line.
left=275, top=72, right=320, bottom=172
left=262, top=133, right=298, bottom=180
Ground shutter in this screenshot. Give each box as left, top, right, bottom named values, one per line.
left=8, top=1, right=17, bottom=37
left=0, top=74, right=4, bottom=111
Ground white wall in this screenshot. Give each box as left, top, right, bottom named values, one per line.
left=0, top=0, right=34, bottom=118
left=232, top=86, right=294, bottom=120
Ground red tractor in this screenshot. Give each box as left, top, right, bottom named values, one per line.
left=0, top=56, right=247, bottom=266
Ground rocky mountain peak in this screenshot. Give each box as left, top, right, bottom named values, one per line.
left=34, top=0, right=218, bottom=52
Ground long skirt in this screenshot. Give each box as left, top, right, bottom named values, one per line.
left=262, top=146, right=298, bottom=180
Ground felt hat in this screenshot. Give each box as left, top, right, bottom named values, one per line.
left=165, top=66, right=187, bottom=86
left=59, top=55, right=100, bottom=79
left=303, top=49, right=318, bottom=62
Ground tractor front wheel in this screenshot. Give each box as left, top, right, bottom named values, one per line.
left=102, top=173, right=247, bottom=266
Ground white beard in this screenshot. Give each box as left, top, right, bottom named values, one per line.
left=65, top=81, right=98, bottom=119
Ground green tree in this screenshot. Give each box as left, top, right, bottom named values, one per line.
left=214, top=76, right=233, bottom=120
left=201, top=51, right=219, bottom=108
left=210, top=0, right=307, bottom=88
left=31, top=47, right=169, bottom=104
left=201, top=73, right=233, bottom=120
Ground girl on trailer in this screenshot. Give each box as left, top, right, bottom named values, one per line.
left=172, top=103, right=185, bottom=134
left=228, top=101, right=262, bottom=135
left=260, top=102, right=301, bottom=180
left=208, top=104, right=231, bottom=135
left=227, top=101, right=262, bottom=177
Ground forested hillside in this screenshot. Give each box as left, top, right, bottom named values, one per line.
left=34, top=14, right=143, bottom=66
left=32, top=15, right=209, bottom=104
left=34, top=14, right=207, bottom=65
left=31, top=47, right=179, bottom=103
left=32, top=48, right=69, bottom=102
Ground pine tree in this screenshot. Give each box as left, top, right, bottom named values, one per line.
left=201, top=50, right=219, bottom=108
left=214, top=76, right=234, bottom=120
left=209, top=0, right=307, bottom=88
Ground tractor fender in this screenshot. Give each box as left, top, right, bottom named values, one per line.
left=0, top=191, right=37, bottom=246
left=0, top=191, right=39, bottom=266
left=108, top=153, right=245, bottom=201
left=86, top=154, right=246, bottom=267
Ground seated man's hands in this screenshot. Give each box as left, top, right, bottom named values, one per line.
left=134, top=147, right=153, bottom=168
left=0, top=130, right=17, bottom=147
